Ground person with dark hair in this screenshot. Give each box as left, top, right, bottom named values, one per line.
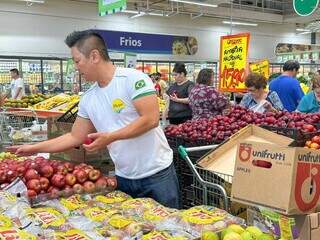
left=297, top=74, right=320, bottom=113
left=240, top=73, right=283, bottom=113
left=10, top=68, right=25, bottom=99
left=11, top=30, right=179, bottom=209
left=164, top=62, right=194, bottom=124
left=189, top=68, right=229, bottom=119
left=269, top=60, right=304, bottom=112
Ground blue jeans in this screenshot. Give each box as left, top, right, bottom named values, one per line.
left=116, top=163, right=180, bottom=209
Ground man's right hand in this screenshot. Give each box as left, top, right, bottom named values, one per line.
left=6, top=145, right=36, bottom=156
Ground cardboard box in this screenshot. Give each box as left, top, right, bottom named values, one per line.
left=232, top=140, right=320, bottom=215
left=198, top=124, right=293, bottom=182
left=47, top=118, right=113, bottom=170
left=247, top=206, right=320, bottom=240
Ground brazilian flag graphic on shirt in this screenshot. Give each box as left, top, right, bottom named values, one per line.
left=135, top=80, right=146, bottom=90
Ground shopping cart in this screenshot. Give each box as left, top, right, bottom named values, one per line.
left=178, top=145, right=232, bottom=212
left=0, top=108, right=46, bottom=147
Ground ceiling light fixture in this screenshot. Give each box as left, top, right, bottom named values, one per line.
left=123, top=10, right=139, bottom=14
left=128, top=11, right=165, bottom=18
left=298, top=31, right=312, bottom=35
left=296, top=28, right=310, bottom=32
left=222, top=21, right=258, bottom=26
left=18, top=0, right=45, bottom=3
left=170, top=0, right=218, bottom=8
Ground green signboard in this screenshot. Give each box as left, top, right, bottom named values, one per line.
left=98, top=0, right=126, bottom=16
left=293, top=0, right=319, bottom=16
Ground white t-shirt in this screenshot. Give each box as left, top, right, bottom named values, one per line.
left=10, top=78, right=25, bottom=99
left=78, top=68, right=173, bottom=179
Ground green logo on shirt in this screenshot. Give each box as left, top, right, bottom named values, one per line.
left=135, top=79, right=146, bottom=90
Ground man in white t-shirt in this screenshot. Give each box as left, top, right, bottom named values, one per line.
left=11, top=30, right=179, bottom=208
left=10, top=68, right=25, bottom=100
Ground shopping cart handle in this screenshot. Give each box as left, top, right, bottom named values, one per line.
left=178, top=146, right=188, bottom=159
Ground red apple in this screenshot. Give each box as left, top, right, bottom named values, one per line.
left=73, top=183, right=83, bottom=194
left=310, top=142, right=320, bottom=149
left=56, top=165, right=68, bottom=175
left=106, top=176, right=117, bottom=189
left=6, top=170, right=17, bottom=182
left=27, top=179, right=41, bottom=193
left=48, top=186, right=60, bottom=198
left=88, top=169, right=101, bottom=181
left=302, top=124, right=316, bottom=132
left=65, top=173, right=76, bottom=186
left=83, top=181, right=95, bottom=193
left=27, top=189, right=37, bottom=198
left=312, top=135, right=320, bottom=145
left=39, top=177, right=50, bottom=191
left=62, top=185, right=73, bottom=197
left=40, top=165, right=54, bottom=178
left=64, top=162, right=74, bottom=172
left=83, top=137, right=93, bottom=145
left=16, top=166, right=26, bottom=177
left=0, top=183, right=9, bottom=190
left=75, top=169, right=88, bottom=183
left=51, top=174, right=65, bottom=188
left=0, top=170, right=6, bottom=183
left=24, top=169, right=40, bottom=181
left=95, top=177, right=107, bottom=190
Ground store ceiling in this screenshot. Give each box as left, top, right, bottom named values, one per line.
left=12, top=0, right=320, bottom=26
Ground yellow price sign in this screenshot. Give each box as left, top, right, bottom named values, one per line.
left=219, top=33, right=250, bottom=92
left=249, top=59, right=270, bottom=79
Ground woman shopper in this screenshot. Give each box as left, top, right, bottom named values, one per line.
left=297, top=74, right=320, bottom=113
left=189, top=68, right=230, bottom=119
left=240, top=73, right=283, bottom=113
left=164, top=62, right=194, bottom=124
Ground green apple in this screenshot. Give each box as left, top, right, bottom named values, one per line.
left=240, top=231, right=253, bottom=240
left=257, top=233, right=275, bottom=240
left=224, top=232, right=241, bottom=240
left=202, top=231, right=220, bottom=240
left=246, top=226, right=263, bottom=239
left=227, top=225, right=245, bottom=235
left=221, top=229, right=234, bottom=239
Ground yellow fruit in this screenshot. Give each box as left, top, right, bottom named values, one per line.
left=224, top=232, right=241, bottom=240
left=202, top=231, right=219, bottom=240
left=246, top=227, right=263, bottom=239
left=227, top=225, right=245, bottom=235
left=257, top=233, right=274, bottom=240
left=221, top=229, right=234, bottom=239
left=240, top=231, right=253, bottom=240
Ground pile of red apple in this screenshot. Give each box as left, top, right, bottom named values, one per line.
left=164, top=105, right=320, bottom=143
left=305, top=135, right=320, bottom=149
left=0, top=156, right=117, bottom=198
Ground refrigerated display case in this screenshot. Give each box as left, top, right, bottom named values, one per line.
left=42, top=60, right=62, bottom=92
left=21, top=59, right=42, bottom=94
left=0, top=58, right=19, bottom=94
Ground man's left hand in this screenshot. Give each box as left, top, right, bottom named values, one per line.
left=83, top=132, right=115, bottom=152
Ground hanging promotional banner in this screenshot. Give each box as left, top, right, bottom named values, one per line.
left=94, top=29, right=198, bottom=55
left=98, top=0, right=126, bottom=16
left=219, top=33, right=250, bottom=92
left=249, top=59, right=270, bottom=79
left=124, top=53, right=137, bottom=68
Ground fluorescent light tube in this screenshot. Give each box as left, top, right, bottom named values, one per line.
left=296, top=28, right=310, bottom=32
left=129, top=12, right=146, bottom=19
left=222, top=21, right=258, bottom=26
left=170, top=0, right=218, bottom=8
left=19, top=0, right=45, bottom=3
left=123, top=10, right=139, bottom=14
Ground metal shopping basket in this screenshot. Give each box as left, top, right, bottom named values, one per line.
left=0, top=108, right=46, bottom=147
left=178, top=145, right=231, bottom=212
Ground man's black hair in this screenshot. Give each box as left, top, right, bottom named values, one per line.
left=10, top=68, right=19, bottom=75
left=65, top=30, right=110, bottom=61
left=283, top=60, right=300, bottom=72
